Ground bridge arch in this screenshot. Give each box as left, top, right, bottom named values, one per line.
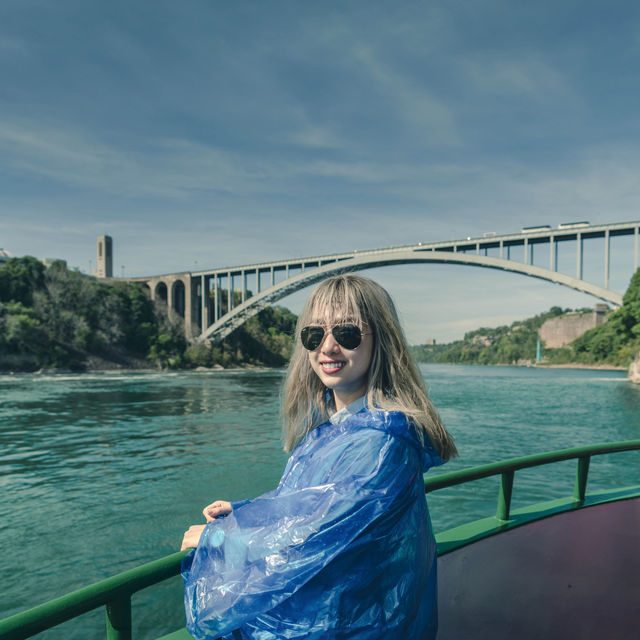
left=171, top=279, right=186, bottom=318
left=154, top=281, right=168, bottom=305
left=198, top=250, right=623, bottom=343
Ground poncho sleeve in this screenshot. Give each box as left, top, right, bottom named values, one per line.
left=182, top=425, right=425, bottom=639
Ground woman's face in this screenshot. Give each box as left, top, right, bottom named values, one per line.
left=306, top=309, right=373, bottom=410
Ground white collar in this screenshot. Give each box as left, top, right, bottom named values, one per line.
left=329, top=395, right=368, bottom=425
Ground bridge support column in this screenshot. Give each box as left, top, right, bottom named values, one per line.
left=213, top=276, right=219, bottom=322
left=228, top=272, right=234, bottom=311
left=271, top=267, right=275, bottom=286
left=167, top=279, right=176, bottom=320
left=256, top=268, right=261, bottom=293
left=201, top=275, right=209, bottom=336
left=183, top=275, right=197, bottom=340
left=549, top=236, right=557, bottom=271
left=524, top=238, right=529, bottom=264
left=635, top=226, right=639, bottom=271
left=604, top=230, right=610, bottom=289
left=576, top=232, right=583, bottom=279
left=242, top=271, right=246, bottom=303
left=499, top=240, right=503, bottom=259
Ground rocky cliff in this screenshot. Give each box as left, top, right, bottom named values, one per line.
left=538, top=305, right=608, bottom=348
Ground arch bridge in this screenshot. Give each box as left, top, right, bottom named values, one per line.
left=127, top=220, right=640, bottom=343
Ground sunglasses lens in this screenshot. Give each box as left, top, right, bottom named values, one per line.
left=332, top=324, right=362, bottom=350
left=300, top=323, right=364, bottom=350
left=300, top=326, right=325, bottom=350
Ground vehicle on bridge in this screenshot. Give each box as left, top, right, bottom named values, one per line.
left=521, top=225, right=552, bottom=232
left=558, top=221, right=590, bottom=229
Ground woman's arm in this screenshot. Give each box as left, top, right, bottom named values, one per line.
left=183, top=430, right=421, bottom=638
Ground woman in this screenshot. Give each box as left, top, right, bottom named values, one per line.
left=181, top=274, right=457, bottom=639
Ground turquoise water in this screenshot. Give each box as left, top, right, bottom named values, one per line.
left=1, top=365, right=639, bottom=638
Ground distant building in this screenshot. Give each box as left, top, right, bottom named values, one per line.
left=96, top=235, right=113, bottom=278
left=0, top=248, right=14, bottom=264
left=423, top=338, right=437, bottom=346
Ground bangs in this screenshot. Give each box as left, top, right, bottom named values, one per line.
left=302, top=277, right=366, bottom=327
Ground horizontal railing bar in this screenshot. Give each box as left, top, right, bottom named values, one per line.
left=424, top=440, right=640, bottom=492
left=0, top=551, right=189, bottom=640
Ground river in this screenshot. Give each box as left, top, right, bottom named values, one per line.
left=1, top=365, right=639, bottom=638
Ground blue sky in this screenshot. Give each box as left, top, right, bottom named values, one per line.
left=2, top=1, right=640, bottom=342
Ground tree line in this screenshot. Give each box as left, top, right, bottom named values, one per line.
left=0, top=257, right=296, bottom=371
left=412, top=269, right=640, bottom=367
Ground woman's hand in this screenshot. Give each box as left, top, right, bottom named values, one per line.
left=180, top=501, right=232, bottom=550
left=181, top=524, right=206, bottom=550
left=203, top=500, right=232, bottom=522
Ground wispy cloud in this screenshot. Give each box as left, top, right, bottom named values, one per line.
left=350, top=43, right=461, bottom=147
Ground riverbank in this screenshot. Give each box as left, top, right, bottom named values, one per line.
left=6, top=360, right=628, bottom=375
left=534, top=362, right=627, bottom=371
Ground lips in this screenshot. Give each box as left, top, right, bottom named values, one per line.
left=320, top=361, right=345, bottom=373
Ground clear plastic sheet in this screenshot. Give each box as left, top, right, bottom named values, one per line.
left=182, top=409, right=444, bottom=639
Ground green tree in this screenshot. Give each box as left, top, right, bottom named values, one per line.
left=0, top=256, right=46, bottom=306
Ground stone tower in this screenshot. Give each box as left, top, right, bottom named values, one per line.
left=96, top=235, right=113, bottom=278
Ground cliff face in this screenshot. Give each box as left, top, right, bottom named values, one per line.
left=538, top=306, right=608, bottom=348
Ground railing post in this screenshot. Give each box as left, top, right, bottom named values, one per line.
left=105, top=596, right=131, bottom=640
left=573, top=455, right=591, bottom=504
left=496, top=470, right=514, bottom=521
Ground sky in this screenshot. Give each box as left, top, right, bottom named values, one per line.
left=2, top=0, right=640, bottom=343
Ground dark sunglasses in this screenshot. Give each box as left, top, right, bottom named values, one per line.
left=300, top=323, right=369, bottom=351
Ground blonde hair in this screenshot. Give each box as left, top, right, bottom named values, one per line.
left=281, top=274, right=457, bottom=460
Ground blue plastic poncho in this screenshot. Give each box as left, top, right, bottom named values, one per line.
left=182, top=408, right=444, bottom=639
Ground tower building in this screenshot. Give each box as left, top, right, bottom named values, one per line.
left=96, top=235, right=113, bottom=278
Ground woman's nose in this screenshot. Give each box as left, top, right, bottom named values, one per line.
left=320, top=330, right=340, bottom=353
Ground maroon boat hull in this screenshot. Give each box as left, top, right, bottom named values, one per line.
left=438, top=497, right=640, bottom=639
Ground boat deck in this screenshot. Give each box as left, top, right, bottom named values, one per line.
left=438, top=496, right=640, bottom=639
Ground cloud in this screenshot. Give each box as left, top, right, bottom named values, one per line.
left=349, top=43, right=461, bottom=147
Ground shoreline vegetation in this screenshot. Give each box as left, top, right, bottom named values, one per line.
left=411, top=268, right=640, bottom=372
left=0, top=256, right=295, bottom=372
left=1, top=257, right=638, bottom=374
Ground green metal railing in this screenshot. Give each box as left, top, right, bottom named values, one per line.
left=1, top=439, right=638, bottom=640
left=0, top=550, right=190, bottom=640
left=425, top=439, right=640, bottom=519
left=425, top=439, right=640, bottom=554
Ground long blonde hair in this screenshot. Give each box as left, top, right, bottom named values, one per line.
left=281, top=274, right=457, bottom=460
